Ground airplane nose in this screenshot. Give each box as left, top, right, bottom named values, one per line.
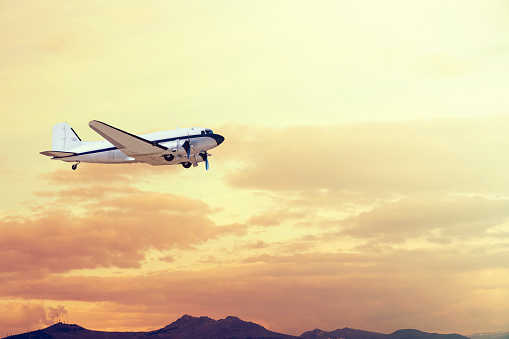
left=211, top=134, right=225, bottom=146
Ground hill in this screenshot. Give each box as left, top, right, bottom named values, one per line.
left=300, top=327, right=469, bottom=339
left=301, top=327, right=388, bottom=339
left=467, top=333, right=509, bottom=339
left=150, top=315, right=299, bottom=339
left=387, top=330, right=469, bottom=339
left=3, top=315, right=299, bottom=339
left=3, top=315, right=473, bottom=339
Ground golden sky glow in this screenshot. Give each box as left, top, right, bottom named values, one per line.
left=1, top=0, right=509, bottom=336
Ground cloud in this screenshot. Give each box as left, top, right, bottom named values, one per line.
left=0, top=181, right=246, bottom=274
left=213, top=118, right=509, bottom=252
left=221, top=117, right=509, bottom=201
left=0, top=301, right=67, bottom=336
left=247, top=208, right=307, bottom=227
left=34, top=183, right=143, bottom=205
left=4, top=118, right=505, bottom=336
left=1, top=249, right=508, bottom=335
left=39, top=163, right=174, bottom=186
left=340, top=196, right=509, bottom=243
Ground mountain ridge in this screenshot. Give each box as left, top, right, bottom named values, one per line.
left=301, top=327, right=468, bottom=339
left=467, top=332, right=509, bottom=339
left=2, top=315, right=473, bottom=339
left=301, top=326, right=389, bottom=339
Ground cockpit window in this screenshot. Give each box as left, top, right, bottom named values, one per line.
left=205, top=129, right=213, bottom=134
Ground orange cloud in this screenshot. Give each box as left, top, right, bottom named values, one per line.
left=220, top=117, right=509, bottom=201
left=247, top=208, right=307, bottom=227
left=340, top=196, right=509, bottom=243
left=0, top=302, right=67, bottom=336
left=1, top=178, right=246, bottom=275
left=1, top=250, right=508, bottom=335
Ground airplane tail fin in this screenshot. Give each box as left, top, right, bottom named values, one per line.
left=52, top=122, right=83, bottom=150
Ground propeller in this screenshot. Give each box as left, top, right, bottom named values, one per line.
left=182, top=140, right=191, bottom=159
left=199, top=152, right=210, bottom=170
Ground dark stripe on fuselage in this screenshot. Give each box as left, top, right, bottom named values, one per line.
left=53, top=134, right=220, bottom=159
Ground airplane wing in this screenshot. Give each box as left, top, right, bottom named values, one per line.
left=89, top=120, right=167, bottom=157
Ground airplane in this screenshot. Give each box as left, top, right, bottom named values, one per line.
left=40, top=120, right=225, bottom=170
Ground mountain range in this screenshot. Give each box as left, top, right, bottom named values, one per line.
left=2, top=314, right=474, bottom=339
left=467, top=332, right=509, bottom=339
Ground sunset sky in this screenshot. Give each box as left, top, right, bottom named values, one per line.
left=1, top=0, right=509, bottom=336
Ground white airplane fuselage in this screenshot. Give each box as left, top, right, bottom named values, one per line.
left=62, top=128, right=221, bottom=165
left=41, top=122, right=225, bottom=169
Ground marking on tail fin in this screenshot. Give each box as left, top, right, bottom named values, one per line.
left=70, top=128, right=81, bottom=141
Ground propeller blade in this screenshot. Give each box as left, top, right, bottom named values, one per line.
left=182, top=140, right=191, bottom=159
left=199, top=152, right=209, bottom=170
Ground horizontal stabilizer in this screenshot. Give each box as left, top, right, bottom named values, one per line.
left=40, top=151, right=77, bottom=158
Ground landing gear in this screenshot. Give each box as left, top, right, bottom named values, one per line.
left=164, top=154, right=175, bottom=162
left=71, top=161, right=80, bottom=170
left=182, top=162, right=192, bottom=168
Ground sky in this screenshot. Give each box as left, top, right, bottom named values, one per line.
left=1, top=0, right=509, bottom=336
